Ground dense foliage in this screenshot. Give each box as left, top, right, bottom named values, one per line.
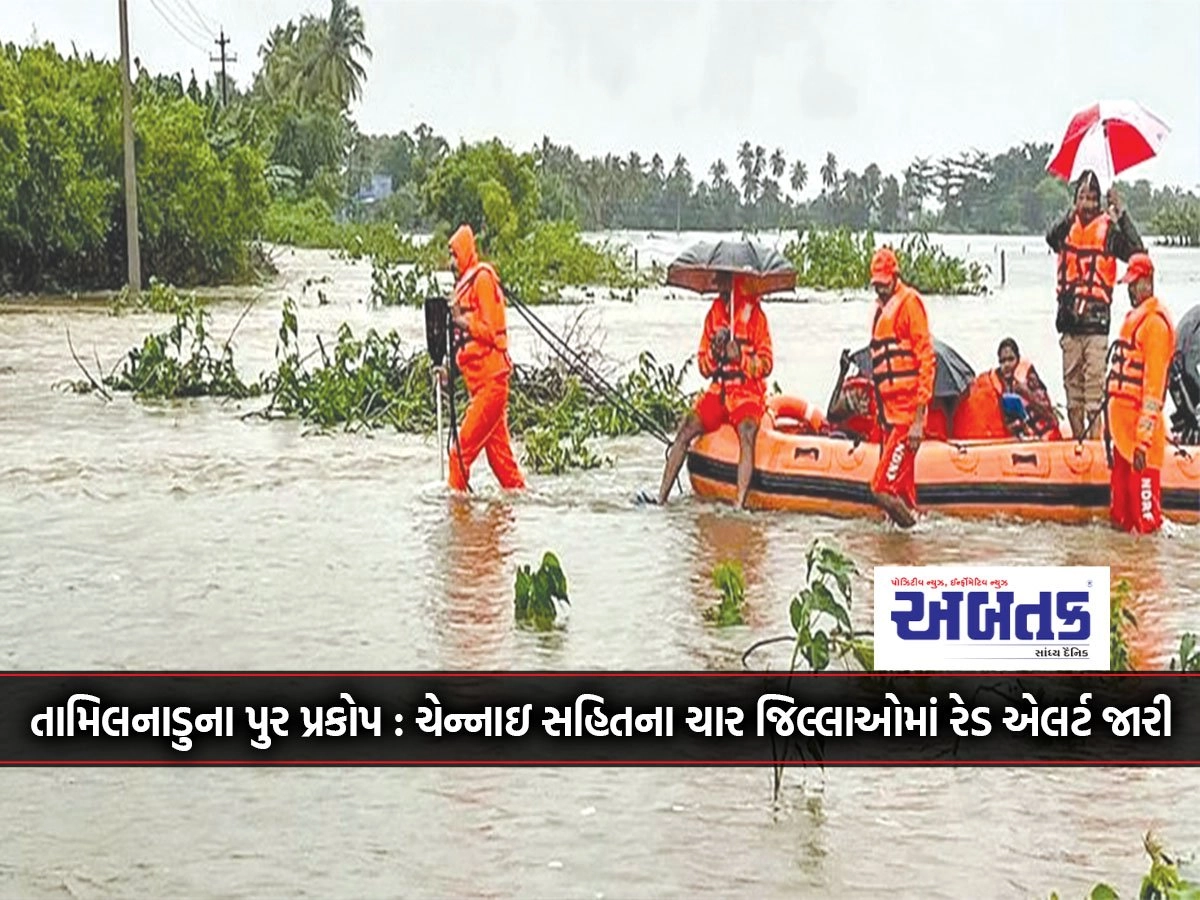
left=351, top=130, right=1200, bottom=240
left=0, top=44, right=268, bottom=292
left=7, top=0, right=1197, bottom=295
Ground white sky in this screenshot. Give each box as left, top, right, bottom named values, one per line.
left=7, top=0, right=1199, bottom=194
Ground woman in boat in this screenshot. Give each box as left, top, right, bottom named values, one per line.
left=951, top=338, right=1064, bottom=440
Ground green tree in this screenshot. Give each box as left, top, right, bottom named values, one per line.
left=421, top=139, right=541, bottom=252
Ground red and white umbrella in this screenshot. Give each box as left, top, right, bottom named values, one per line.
left=1046, top=99, right=1170, bottom=189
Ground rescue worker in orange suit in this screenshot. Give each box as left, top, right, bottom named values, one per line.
left=828, top=365, right=951, bottom=444
left=867, top=248, right=936, bottom=528
left=657, top=272, right=773, bottom=509
left=1105, top=253, right=1175, bottom=534
left=1046, top=170, right=1144, bottom=439
left=440, top=224, right=526, bottom=492
left=951, top=338, right=1064, bottom=440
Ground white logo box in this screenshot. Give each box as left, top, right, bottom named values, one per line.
left=873, top=566, right=1111, bottom=671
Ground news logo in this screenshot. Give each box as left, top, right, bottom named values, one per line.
left=873, top=566, right=1111, bottom=671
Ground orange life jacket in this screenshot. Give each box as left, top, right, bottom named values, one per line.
left=1107, top=310, right=1168, bottom=404
left=870, top=284, right=934, bottom=422
left=1007, top=359, right=1063, bottom=440
left=452, top=261, right=512, bottom=386
left=712, top=300, right=755, bottom=382
left=698, top=295, right=772, bottom=393
left=951, top=372, right=1010, bottom=439
left=1107, top=297, right=1175, bottom=467
left=1056, top=214, right=1117, bottom=306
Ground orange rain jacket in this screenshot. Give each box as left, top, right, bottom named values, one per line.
left=1106, top=296, right=1176, bottom=469
left=697, top=281, right=773, bottom=401
left=869, top=281, right=936, bottom=427
left=450, top=225, right=512, bottom=394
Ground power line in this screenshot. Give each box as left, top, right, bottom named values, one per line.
left=180, top=0, right=218, bottom=37
left=162, top=0, right=215, bottom=43
left=146, top=0, right=209, bottom=54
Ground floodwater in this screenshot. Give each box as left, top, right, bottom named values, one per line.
left=1, top=231, right=1198, bottom=898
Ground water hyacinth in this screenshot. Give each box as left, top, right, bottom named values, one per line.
left=71, top=296, right=694, bottom=475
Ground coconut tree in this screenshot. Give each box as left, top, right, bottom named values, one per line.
left=820, top=152, right=838, bottom=194
left=301, top=0, right=373, bottom=107
left=789, top=159, right=808, bottom=197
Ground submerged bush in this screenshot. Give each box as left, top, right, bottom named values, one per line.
left=76, top=298, right=692, bottom=473
left=783, top=227, right=989, bottom=295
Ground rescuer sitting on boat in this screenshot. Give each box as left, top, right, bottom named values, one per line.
left=657, top=272, right=773, bottom=508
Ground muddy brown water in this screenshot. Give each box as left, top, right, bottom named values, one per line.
left=1, top=233, right=1197, bottom=898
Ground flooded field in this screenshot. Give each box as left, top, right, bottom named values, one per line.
left=1, top=231, right=1197, bottom=898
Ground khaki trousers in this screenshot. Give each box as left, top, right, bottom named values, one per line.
left=1060, top=333, right=1109, bottom=438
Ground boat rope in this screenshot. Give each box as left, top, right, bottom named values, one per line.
left=502, top=283, right=675, bottom=448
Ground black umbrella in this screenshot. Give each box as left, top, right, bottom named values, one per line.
left=666, top=240, right=797, bottom=297
left=849, top=338, right=976, bottom=400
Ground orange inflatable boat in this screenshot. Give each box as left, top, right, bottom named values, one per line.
left=687, top=395, right=1200, bottom=525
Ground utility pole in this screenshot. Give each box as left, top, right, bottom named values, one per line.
left=118, top=0, right=141, bottom=294
left=210, top=28, right=236, bottom=107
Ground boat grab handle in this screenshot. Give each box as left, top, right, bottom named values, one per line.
left=1011, top=452, right=1039, bottom=466
left=794, top=446, right=820, bottom=461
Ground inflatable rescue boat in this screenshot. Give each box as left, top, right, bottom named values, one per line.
left=687, top=395, right=1200, bottom=525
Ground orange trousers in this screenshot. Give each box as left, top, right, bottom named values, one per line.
left=448, top=376, right=526, bottom=491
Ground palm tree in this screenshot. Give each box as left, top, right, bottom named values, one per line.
left=862, top=162, right=882, bottom=221
left=302, top=0, right=373, bottom=107
left=770, top=148, right=786, bottom=180
left=789, top=159, right=808, bottom=197
left=709, top=158, right=729, bottom=189
left=821, top=152, right=838, bottom=194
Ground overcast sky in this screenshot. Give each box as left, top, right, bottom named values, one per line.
left=7, top=0, right=1199, bottom=192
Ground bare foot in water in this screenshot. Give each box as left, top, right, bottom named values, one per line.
left=877, top=494, right=916, bottom=529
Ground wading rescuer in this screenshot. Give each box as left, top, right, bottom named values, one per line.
left=439, top=224, right=526, bottom=492
left=1046, top=170, right=1144, bottom=439
left=657, top=272, right=773, bottom=509
left=1105, top=253, right=1175, bottom=534
left=867, top=248, right=936, bottom=529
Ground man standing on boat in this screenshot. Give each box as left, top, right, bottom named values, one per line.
left=1105, top=253, right=1175, bottom=534
left=867, top=248, right=936, bottom=529
left=441, top=223, right=526, bottom=493
left=1046, top=170, right=1144, bottom=439
left=656, top=272, right=773, bottom=509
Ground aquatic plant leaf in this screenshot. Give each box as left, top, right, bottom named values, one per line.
left=808, top=580, right=852, bottom=635
left=807, top=631, right=830, bottom=672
